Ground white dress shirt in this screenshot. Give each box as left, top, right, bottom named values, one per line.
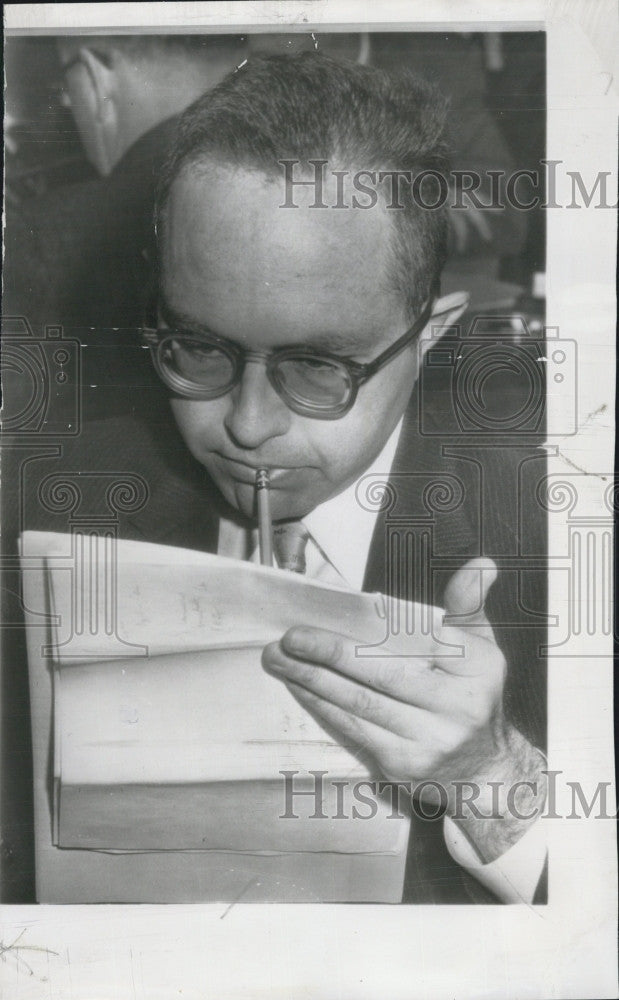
left=218, top=419, right=403, bottom=588
left=217, top=418, right=547, bottom=904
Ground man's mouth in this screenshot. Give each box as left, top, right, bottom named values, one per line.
left=213, top=453, right=294, bottom=484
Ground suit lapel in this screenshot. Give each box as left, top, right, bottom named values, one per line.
left=363, top=390, right=477, bottom=603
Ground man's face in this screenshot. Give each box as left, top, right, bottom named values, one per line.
left=162, top=163, right=424, bottom=521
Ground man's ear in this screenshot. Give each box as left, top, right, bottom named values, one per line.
left=417, top=291, right=469, bottom=361
left=79, top=47, right=118, bottom=140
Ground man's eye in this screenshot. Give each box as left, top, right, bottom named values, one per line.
left=174, top=339, right=222, bottom=362
left=296, top=358, right=338, bottom=373
left=187, top=344, right=219, bottom=360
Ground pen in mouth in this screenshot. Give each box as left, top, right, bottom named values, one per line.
left=255, top=469, right=273, bottom=567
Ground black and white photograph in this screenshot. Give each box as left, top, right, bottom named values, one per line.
left=1, top=2, right=616, bottom=998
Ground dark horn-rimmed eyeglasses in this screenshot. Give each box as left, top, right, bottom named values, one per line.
left=142, top=293, right=435, bottom=420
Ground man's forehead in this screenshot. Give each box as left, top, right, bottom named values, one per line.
left=162, top=160, right=396, bottom=301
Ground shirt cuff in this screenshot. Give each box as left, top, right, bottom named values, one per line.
left=443, top=815, right=548, bottom=904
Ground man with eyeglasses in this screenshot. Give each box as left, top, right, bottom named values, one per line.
left=22, top=53, right=547, bottom=903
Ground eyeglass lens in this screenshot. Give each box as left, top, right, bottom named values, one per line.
left=166, top=338, right=236, bottom=389
left=274, top=357, right=351, bottom=406
left=164, top=337, right=352, bottom=407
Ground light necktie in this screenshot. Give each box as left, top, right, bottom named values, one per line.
left=272, top=521, right=310, bottom=574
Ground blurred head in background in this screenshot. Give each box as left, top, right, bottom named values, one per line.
left=56, top=34, right=248, bottom=175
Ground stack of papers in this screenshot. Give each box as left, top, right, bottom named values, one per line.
left=20, top=532, right=443, bottom=900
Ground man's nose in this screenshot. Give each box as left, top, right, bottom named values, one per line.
left=223, top=359, right=291, bottom=449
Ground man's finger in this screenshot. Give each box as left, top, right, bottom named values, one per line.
left=283, top=679, right=428, bottom=777
left=263, top=635, right=439, bottom=709
left=281, top=625, right=437, bottom=669
left=264, top=641, right=454, bottom=737
left=432, top=625, right=506, bottom=687
left=443, top=557, right=497, bottom=623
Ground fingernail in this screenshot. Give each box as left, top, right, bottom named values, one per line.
left=263, top=657, right=286, bottom=676
left=284, top=627, right=309, bottom=655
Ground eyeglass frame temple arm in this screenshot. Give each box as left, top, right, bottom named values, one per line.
left=350, top=293, right=436, bottom=383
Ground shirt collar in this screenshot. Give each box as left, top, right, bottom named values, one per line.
left=303, top=418, right=403, bottom=589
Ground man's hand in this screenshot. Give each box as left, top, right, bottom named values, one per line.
left=262, top=557, right=546, bottom=863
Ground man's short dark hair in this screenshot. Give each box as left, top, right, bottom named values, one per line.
left=157, top=53, right=450, bottom=319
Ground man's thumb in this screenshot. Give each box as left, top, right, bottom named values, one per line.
left=443, top=557, right=498, bottom=620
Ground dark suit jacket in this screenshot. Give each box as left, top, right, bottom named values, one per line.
left=8, top=373, right=547, bottom=904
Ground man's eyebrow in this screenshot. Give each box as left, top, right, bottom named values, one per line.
left=160, top=301, right=375, bottom=356
left=304, top=331, right=374, bottom=354
left=160, top=302, right=219, bottom=337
